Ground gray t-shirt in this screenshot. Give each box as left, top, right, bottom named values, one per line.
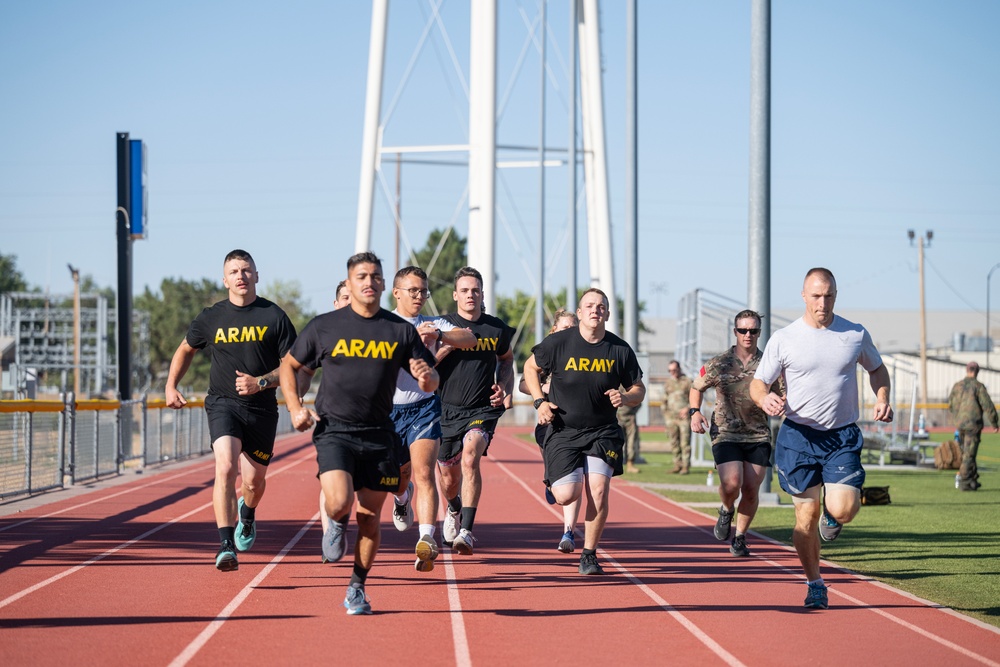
left=754, top=315, right=882, bottom=430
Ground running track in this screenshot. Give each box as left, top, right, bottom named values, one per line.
left=1, top=429, right=998, bottom=666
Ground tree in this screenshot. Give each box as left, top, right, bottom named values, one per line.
left=260, top=279, right=315, bottom=335
left=135, top=277, right=226, bottom=392
left=0, top=252, right=28, bottom=294
left=406, top=227, right=468, bottom=316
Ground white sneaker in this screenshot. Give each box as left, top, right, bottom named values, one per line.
left=442, top=508, right=460, bottom=545
left=452, top=528, right=476, bottom=555
left=414, top=534, right=439, bottom=572
left=392, top=482, right=414, bottom=532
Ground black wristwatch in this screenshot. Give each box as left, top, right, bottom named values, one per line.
left=533, top=397, right=546, bottom=410
left=257, top=377, right=268, bottom=390
left=436, top=329, right=443, bottom=342
left=688, top=407, right=700, bottom=417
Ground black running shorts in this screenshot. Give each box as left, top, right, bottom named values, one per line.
left=711, top=440, right=773, bottom=467
left=312, top=419, right=409, bottom=492
left=542, top=422, right=625, bottom=487
left=205, top=394, right=279, bottom=466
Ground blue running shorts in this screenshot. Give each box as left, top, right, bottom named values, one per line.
left=391, top=395, right=442, bottom=448
left=773, top=419, right=865, bottom=496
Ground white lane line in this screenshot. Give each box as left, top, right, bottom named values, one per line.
left=0, top=452, right=314, bottom=609
left=491, top=458, right=746, bottom=667
left=0, top=463, right=214, bottom=534
left=614, top=484, right=1000, bottom=665
left=440, top=547, right=472, bottom=667
left=168, top=515, right=318, bottom=667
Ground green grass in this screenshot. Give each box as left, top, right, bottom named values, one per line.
left=524, top=430, right=1000, bottom=627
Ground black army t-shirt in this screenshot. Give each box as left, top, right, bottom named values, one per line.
left=436, top=312, right=515, bottom=409
left=186, top=297, right=297, bottom=408
left=289, top=307, right=436, bottom=427
left=531, top=328, right=643, bottom=430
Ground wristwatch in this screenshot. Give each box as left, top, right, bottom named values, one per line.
left=533, top=397, right=546, bottom=410
left=257, top=377, right=268, bottom=390
left=688, top=407, right=700, bottom=417
left=436, top=329, right=443, bottom=342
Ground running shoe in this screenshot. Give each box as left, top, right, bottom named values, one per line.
left=730, top=534, right=750, bottom=557
left=804, top=582, right=829, bottom=609
left=714, top=505, right=734, bottom=541
left=414, top=534, right=439, bottom=572
left=558, top=530, right=576, bottom=553
left=392, top=482, right=414, bottom=532
left=343, top=583, right=372, bottom=615
left=578, top=552, right=605, bottom=575
left=452, top=528, right=476, bottom=555
left=215, top=540, right=238, bottom=572
left=442, top=508, right=460, bottom=546
left=818, top=509, right=842, bottom=542
left=234, top=497, right=256, bottom=552
left=544, top=487, right=557, bottom=504
left=322, top=519, right=348, bottom=564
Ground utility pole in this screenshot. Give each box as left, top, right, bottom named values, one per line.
left=988, top=262, right=1000, bottom=370
left=908, top=229, right=932, bottom=411
left=68, top=264, right=81, bottom=399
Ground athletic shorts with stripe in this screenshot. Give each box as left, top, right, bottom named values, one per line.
left=391, top=394, right=442, bottom=447
left=773, top=418, right=865, bottom=496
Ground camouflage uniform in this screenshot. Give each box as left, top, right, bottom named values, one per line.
left=948, top=377, right=998, bottom=490
left=692, top=347, right=779, bottom=445
left=617, top=403, right=641, bottom=465
left=662, top=372, right=693, bottom=472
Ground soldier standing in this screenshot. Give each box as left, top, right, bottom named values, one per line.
left=949, top=361, right=998, bottom=491
left=662, top=360, right=693, bottom=474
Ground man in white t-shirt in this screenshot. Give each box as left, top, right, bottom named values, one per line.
left=389, top=266, right=476, bottom=572
left=750, top=267, right=892, bottom=610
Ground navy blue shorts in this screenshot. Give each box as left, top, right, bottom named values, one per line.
left=391, top=395, right=442, bottom=447
left=205, top=394, right=279, bottom=466
left=774, top=419, right=865, bottom=496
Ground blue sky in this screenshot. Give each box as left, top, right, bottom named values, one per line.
left=1, top=1, right=998, bottom=325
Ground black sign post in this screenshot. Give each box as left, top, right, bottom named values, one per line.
left=116, top=132, right=133, bottom=400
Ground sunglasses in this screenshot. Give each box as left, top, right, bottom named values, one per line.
left=735, top=328, right=761, bottom=335
left=400, top=287, right=431, bottom=299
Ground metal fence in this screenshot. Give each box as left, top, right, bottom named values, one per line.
left=0, top=397, right=300, bottom=500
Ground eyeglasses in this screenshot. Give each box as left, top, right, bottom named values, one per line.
left=400, top=287, right=431, bottom=299
left=735, top=328, right=761, bottom=335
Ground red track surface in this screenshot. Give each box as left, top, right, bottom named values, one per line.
left=2, top=429, right=998, bottom=666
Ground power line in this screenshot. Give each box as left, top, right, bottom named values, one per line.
left=925, top=255, right=983, bottom=314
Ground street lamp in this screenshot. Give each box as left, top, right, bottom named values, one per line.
left=908, top=230, right=932, bottom=413
left=67, top=264, right=81, bottom=399
left=988, top=262, right=1000, bottom=370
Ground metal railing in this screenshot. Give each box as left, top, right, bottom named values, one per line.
left=0, top=396, right=302, bottom=500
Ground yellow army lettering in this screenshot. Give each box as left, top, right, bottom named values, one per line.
left=330, top=339, right=399, bottom=358
left=214, top=325, right=269, bottom=344
left=252, top=450, right=271, bottom=461
left=469, top=419, right=485, bottom=427
left=605, top=450, right=619, bottom=461
left=563, top=358, right=616, bottom=373
left=474, top=337, right=499, bottom=351
left=379, top=476, right=400, bottom=487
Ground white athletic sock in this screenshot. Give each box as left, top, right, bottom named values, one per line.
left=419, top=524, right=435, bottom=539
left=807, top=578, right=825, bottom=587
left=394, top=488, right=410, bottom=505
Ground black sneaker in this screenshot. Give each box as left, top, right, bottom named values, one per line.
left=804, top=582, right=829, bottom=609
left=730, top=534, right=750, bottom=557
left=714, top=506, right=734, bottom=541
left=215, top=540, right=238, bottom=572
left=578, top=553, right=605, bottom=575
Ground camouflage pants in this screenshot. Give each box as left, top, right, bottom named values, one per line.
left=664, top=418, right=691, bottom=470
left=619, top=412, right=640, bottom=462
left=958, top=428, right=981, bottom=490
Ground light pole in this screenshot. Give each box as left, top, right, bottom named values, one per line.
left=67, top=264, right=81, bottom=399
left=988, top=263, right=1000, bottom=370
left=908, top=230, right=932, bottom=412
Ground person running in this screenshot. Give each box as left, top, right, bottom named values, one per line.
left=435, top=267, right=515, bottom=555
left=518, top=308, right=583, bottom=553
left=318, top=279, right=351, bottom=538
left=523, top=288, right=646, bottom=575
left=280, top=252, right=438, bottom=615
left=949, top=361, right=998, bottom=491
left=389, top=266, right=476, bottom=571
left=690, top=309, right=781, bottom=558
left=750, top=267, right=892, bottom=610
left=662, top=361, right=693, bottom=474
left=165, top=249, right=298, bottom=572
